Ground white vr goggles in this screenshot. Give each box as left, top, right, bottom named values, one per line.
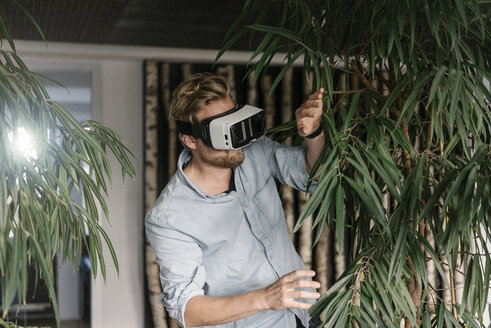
left=176, top=104, right=266, bottom=150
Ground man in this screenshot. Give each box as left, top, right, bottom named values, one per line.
left=145, top=73, right=325, bottom=328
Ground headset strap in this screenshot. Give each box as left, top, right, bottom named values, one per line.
left=175, top=120, right=203, bottom=138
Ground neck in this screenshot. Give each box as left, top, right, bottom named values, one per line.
left=183, top=157, right=233, bottom=196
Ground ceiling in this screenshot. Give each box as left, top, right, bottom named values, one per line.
left=2, top=0, right=254, bottom=51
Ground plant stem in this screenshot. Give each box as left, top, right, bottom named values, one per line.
left=440, top=126, right=458, bottom=320
left=348, top=59, right=381, bottom=95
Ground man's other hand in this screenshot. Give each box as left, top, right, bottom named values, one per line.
left=260, top=270, right=321, bottom=310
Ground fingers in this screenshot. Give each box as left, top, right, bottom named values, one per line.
left=290, top=278, right=321, bottom=289
left=296, top=89, right=323, bottom=122
left=290, top=300, right=315, bottom=310
left=308, top=88, right=324, bottom=100
left=297, top=106, right=320, bottom=118
left=302, top=99, right=323, bottom=109
left=286, top=269, right=316, bottom=279
left=284, top=286, right=321, bottom=310
left=295, top=290, right=321, bottom=299
left=283, top=270, right=321, bottom=293
left=263, top=270, right=322, bottom=311
left=296, top=101, right=322, bottom=119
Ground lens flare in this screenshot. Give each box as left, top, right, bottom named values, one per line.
left=8, top=127, right=38, bottom=159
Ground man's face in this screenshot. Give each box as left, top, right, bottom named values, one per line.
left=194, top=97, right=245, bottom=168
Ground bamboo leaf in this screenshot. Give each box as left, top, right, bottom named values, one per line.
left=447, top=70, right=463, bottom=130
left=359, top=290, right=388, bottom=328
left=418, top=168, right=458, bottom=222
left=416, top=232, right=450, bottom=289
left=379, top=75, right=410, bottom=115
left=335, top=183, right=344, bottom=251
left=429, top=65, right=447, bottom=105
left=481, top=257, right=491, bottom=315
left=364, top=149, right=402, bottom=202
left=325, top=290, right=352, bottom=328
left=345, top=176, right=389, bottom=235
left=342, top=92, right=360, bottom=133
left=295, top=167, right=334, bottom=232
left=246, top=24, right=301, bottom=43
left=388, top=220, right=408, bottom=281
left=269, top=49, right=303, bottom=96
left=28, top=235, right=59, bottom=327
left=97, top=224, right=119, bottom=276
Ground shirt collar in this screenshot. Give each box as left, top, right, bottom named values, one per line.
left=176, top=149, right=235, bottom=199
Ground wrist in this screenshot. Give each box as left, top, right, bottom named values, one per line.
left=305, top=125, right=323, bottom=139
left=253, top=288, right=270, bottom=311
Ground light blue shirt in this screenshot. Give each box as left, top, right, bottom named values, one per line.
left=145, top=136, right=317, bottom=328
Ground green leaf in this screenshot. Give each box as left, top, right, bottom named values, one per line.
left=345, top=176, right=389, bottom=235
left=269, top=49, right=304, bottom=96
left=295, top=167, right=335, bottom=232
left=388, top=220, right=408, bottom=282
left=379, top=117, right=415, bottom=159
left=28, top=235, right=59, bottom=327
left=246, top=24, right=301, bottom=43
left=359, top=291, right=388, bottom=328
left=325, top=290, right=352, bottom=328
left=379, top=75, right=410, bottom=115
left=429, top=66, right=447, bottom=109
left=97, top=224, right=119, bottom=276
left=416, top=232, right=450, bottom=289
left=482, top=257, right=491, bottom=315
left=342, top=92, right=361, bottom=133
left=447, top=70, right=463, bottom=130
left=364, top=149, right=402, bottom=202
left=418, top=168, right=458, bottom=222
left=335, top=183, right=344, bottom=251
left=215, top=29, right=248, bottom=63
left=0, top=169, right=6, bottom=231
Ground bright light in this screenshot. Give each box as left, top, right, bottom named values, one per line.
left=7, top=127, right=38, bottom=159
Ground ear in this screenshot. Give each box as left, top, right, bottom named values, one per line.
left=180, top=134, right=198, bottom=150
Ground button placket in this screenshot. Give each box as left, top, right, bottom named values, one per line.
left=236, top=170, right=280, bottom=277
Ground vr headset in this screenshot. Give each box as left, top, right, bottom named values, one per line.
left=175, top=104, right=266, bottom=150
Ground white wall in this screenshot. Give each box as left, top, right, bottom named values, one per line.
left=18, top=43, right=145, bottom=328
left=90, top=59, right=144, bottom=328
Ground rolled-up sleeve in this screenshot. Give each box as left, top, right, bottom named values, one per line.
left=258, top=136, right=318, bottom=193
left=145, top=214, right=205, bottom=327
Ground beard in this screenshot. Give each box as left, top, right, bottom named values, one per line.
left=195, top=141, right=245, bottom=168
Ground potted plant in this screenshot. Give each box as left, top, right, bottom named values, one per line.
left=0, top=2, right=135, bottom=327
left=219, top=1, right=491, bottom=326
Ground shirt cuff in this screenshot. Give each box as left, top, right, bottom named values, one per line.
left=295, top=147, right=318, bottom=194
left=161, top=265, right=206, bottom=328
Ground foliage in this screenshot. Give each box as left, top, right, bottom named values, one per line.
left=0, top=1, right=136, bottom=326
left=220, top=0, right=491, bottom=327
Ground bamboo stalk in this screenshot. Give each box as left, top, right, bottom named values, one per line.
left=299, top=73, right=314, bottom=269
left=144, top=60, right=168, bottom=328
left=315, top=226, right=329, bottom=295
left=162, top=64, right=196, bottom=328
left=280, top=69, right=295, bottom=239
left=391, top=67, right=421, bottom=326
left=163, top=63, right=177, bottom=179
left=262, top=75, right=275, bottom=129
left=440, top=137, right=459, bottom=320
left=217, top=65, right=237, bottom=101
left=247, top=72, right=257, bottom=106
left=167, top=63, right=182, bottom=328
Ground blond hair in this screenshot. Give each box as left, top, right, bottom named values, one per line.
left=170, top=73, right=230, bottom=124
